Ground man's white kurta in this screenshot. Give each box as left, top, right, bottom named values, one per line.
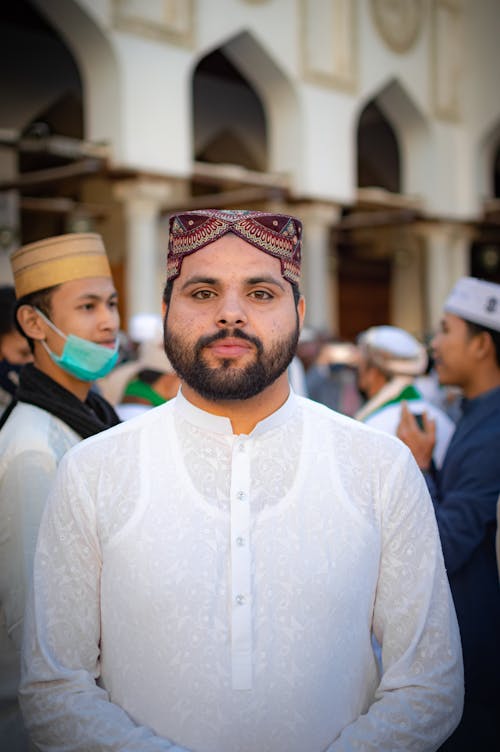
left=20, top=391, right=463, bottom=752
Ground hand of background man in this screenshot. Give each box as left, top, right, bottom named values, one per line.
left=397, top=402, right=436, bottom=471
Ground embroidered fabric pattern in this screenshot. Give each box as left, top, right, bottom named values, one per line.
left=175, top=409, right=302, bottom=513
left=19, top=397, right=463, bottom=752
left=167, top=209, right=302, bottom=283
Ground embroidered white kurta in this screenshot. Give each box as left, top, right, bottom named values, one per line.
left=20, top=391, right=463, bottom=752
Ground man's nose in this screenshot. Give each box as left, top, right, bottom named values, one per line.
left=215, top=293, right=247, bottom=328
left=99, top=305, right=119, bottom=333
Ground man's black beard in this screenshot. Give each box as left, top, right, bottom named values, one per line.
left=163, top=321, right=299, bottom=401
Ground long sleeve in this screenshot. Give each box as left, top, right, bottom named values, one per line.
left=19, top=453, right=191, bottom=752
left=326, top=449, right=464, bottom=751
left=424, top=421, right=500, bottom=575
left=0, top=448, right=57, bottom=653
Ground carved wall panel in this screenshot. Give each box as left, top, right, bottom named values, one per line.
left=431, top=0, right=462, bottom=121
left=371, top=0, right=423, bottom=53
left=300, top=0, right=357, bottom=91
left=112, top=0, right=195, bottom=47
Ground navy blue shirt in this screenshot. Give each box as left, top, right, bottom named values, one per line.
left=425, top=385, right=500, bottom=745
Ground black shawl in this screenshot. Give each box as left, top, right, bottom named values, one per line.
left=0, top=364, right=120, bottom=438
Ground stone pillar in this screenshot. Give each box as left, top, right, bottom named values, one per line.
left=390, top=230, right=425, bottom=337
left=114, top=180, right=172, bottom=324
left=297, top=203, right=341, bottom=334
left=0, top=147, right=20, bottom=285
left=420, top=222, right=473, bottom=332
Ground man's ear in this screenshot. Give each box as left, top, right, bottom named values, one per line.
left=474, top=330, right=495, bottom=362
left=16, top=306, right=46, bottom=342
left=297, top=296, right=306, bottom=331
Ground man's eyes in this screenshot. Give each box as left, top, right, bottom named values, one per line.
left=192, top=289, right=216, bottom=299
left=78, top=299, right=118, bottom=310
left=190, top=289, right=275, bottom=300
left=250, top=289, right=274, bottom=300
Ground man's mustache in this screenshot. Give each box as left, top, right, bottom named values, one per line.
left=196, top=328, right=263, bottom=356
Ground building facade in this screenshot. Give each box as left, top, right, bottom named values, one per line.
left=1, top=0, right=500, bottom=340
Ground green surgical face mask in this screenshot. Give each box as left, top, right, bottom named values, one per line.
left=36, top=308, right=119, bottom=381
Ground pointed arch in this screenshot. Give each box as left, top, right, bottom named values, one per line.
left=192, top=44, right=268, bottom=172
left=478, top=117, right=500, bottom=199
left=354, top=78, right=430, bottom=197
left=0, top=2, right=82, bottom=134
left=356, top=99, right=401, bottom=193
left=191, top=30, right=300, bottom=179
left=31, top=0, right=122, bottom=154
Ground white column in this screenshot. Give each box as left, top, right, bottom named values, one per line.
left=114, top=180, right=172, bottom=323
left=0, top=148, right=20, bottom=286
left=421, top=222, right=473, bottom=332
left=391, top=232, right=425, bottom=337
left=297, top=203, right=341, bottom=334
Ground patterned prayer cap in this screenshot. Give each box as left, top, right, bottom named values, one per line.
left=10, top=233, right=112, bottom=298
left=167, top=209, right=302, bottom=283
left=444, top=276, right=500, bottom=332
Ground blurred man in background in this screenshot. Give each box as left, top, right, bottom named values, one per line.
left=398, top=276, right=500, bottom=751
left=0, top=285, right=32, bottom=416
left=356, top=325, right=455, bottom=468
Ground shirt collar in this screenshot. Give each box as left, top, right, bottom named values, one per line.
left=174, top=387, right=299, bottom=437
left=461, top=384, right=500, bottom=415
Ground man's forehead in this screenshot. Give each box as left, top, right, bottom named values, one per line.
left=441, top=311, right=466, bottom=330
left=52, top=276, right=117, bottom=300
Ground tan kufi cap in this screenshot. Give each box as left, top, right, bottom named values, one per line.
left=10, top=232, right=112, bottom=298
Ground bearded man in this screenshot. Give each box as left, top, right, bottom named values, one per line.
left=20, top=210, right=463, bottom=752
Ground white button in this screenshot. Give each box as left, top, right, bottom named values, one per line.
left=236, top=536, right=245, bottom=547
left=235, top=594, right=246, bottom=605
left=236, top=491, right=246, bottom=501
left=238, top=443, right=245, bottom=452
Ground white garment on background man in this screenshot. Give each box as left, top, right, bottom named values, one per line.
left=356, top=375, right=455, bottom=468
left=0, top=404, right=79, bottom=733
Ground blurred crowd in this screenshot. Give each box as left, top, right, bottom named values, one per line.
left=0, top=227, right=498, bottom=751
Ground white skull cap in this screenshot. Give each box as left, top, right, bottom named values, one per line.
left=357, top=325, right=428, bottom=377
left=444, top=277, right=500, bottom=332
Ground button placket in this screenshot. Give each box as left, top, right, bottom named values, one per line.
left=230, top=439, right=252, bottom=690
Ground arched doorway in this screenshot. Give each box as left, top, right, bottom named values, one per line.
left=334, top=79, right=429, bottom=340
left=188, top=31, right=299, bottom=207
left=193, top=48, right=268, bottom=174
left=336, top=98, right=402, bottom=340
left=0, top=0, right=87, bottom=264
left=357, top=100, right=401, bottom=193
